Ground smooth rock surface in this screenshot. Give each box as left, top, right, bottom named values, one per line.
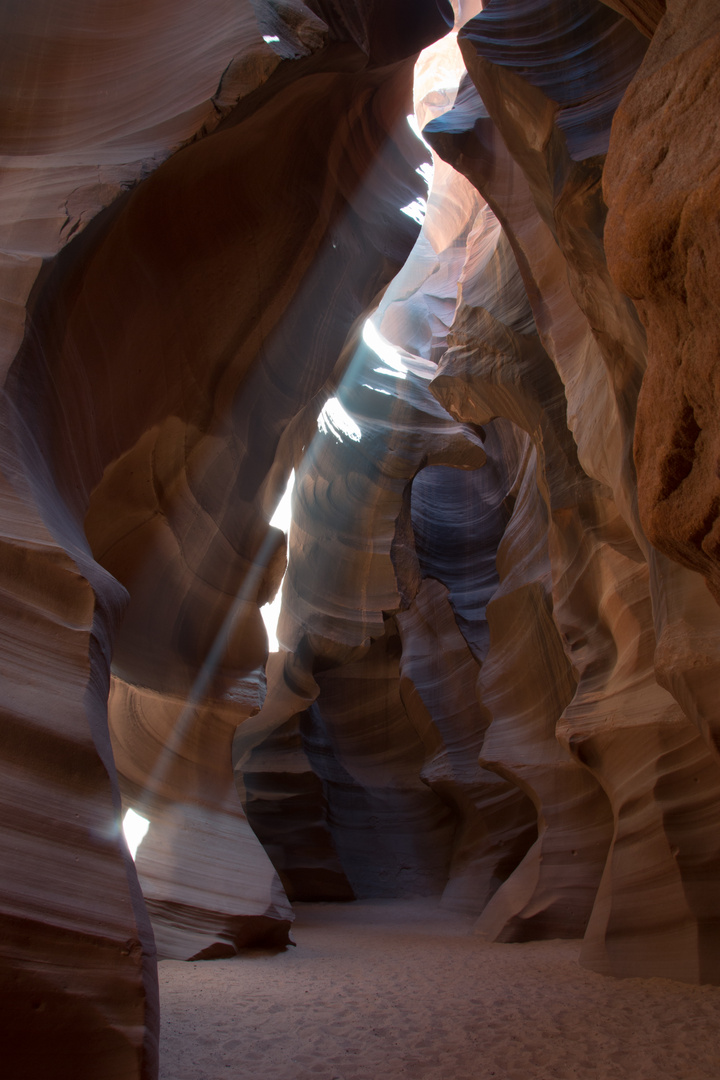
left=3, top=2, right=720, bottom=1077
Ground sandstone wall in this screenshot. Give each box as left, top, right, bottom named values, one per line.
left=2, top=0, right=720, bottom=1076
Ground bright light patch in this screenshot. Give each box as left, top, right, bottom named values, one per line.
left=123, top=808, right=149, bottom=861
left=270, top=469, right=295, bottom=531
left=407, top=113, right=431, bottom=151
left=403, top=118, right=432, bottom=220
left=317, top=397, right=362, bottom=443
left=413, top=31, right=465, bottom=127
left=400, top=197, right=427, bottom=225
left=261, top=470, right=295, bottom=652
left=263, top=35, right=280, bottom=42
left=416, top=162, right=434, bottom=189
left=362, top=319, right=407, bottom=379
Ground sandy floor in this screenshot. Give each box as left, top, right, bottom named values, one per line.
left=158, top=900, right=720, bottom=1080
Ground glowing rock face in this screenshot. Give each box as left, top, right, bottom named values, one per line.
left=2, top=1, right=720, bottom=1077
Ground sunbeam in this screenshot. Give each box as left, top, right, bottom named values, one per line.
left=122, top=807, right=150, bottom=860
left=132, top=526, right=283, bottom=816
left=261, top=469, right=295, bottom=652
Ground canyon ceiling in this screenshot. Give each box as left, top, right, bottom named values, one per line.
left=1, top=0, right=720, bottom=1077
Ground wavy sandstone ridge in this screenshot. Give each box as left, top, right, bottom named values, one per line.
left=2, top=1, right=720, bottom=1076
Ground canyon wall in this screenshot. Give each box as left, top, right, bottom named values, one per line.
left=2, top=0, right=720, bottom=1076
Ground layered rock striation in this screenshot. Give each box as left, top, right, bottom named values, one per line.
left=0, top=1, right=448, bottom=1074
left=2, top=1, right=720, bottom=1077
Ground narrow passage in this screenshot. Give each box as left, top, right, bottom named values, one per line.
left=159, top=900, right=720, bottom=1080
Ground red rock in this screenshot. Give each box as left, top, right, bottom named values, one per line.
left=3, top=3, right=720, bottom=1074
left=604, top=0, right=720, bottom=603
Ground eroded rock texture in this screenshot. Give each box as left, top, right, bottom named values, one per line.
left=3, top=0, right=720, bottom=1075
left=0, top=0, right=448, bottom=1074
left=604, top=0, right=720, bottom=603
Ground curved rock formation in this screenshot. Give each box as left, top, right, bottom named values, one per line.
left=0, top=1, right=447, bottom=1074
left=604, top=0, right=720, bottom=603
left=425, top=0, right=720, bottom=976
left=3, top=0, right=720, bottom=1076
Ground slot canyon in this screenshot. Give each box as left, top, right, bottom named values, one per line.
left=2, top=0, right=720, bottom=1077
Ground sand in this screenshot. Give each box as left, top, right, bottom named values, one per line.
left=158, top=900, right=720, bottom=1080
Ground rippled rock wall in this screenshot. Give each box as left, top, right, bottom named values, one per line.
left=2, top=0, right=720, bottom=1076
